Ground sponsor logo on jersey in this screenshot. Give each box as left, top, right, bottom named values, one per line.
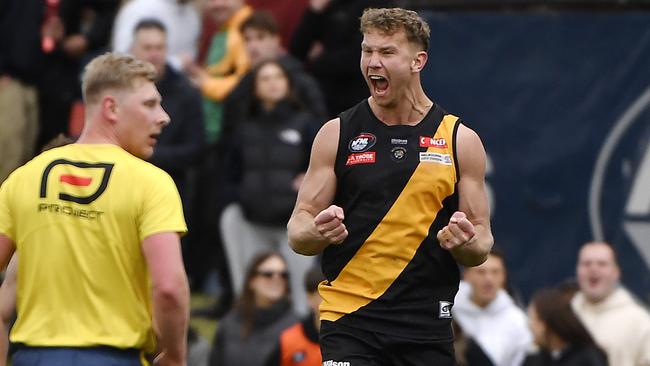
left=346, top=152, right=376, bottom=166
left=37, top=203, right=104, bottom=220
left=439, top=301, right=453, bottom=319
left=391, top=138, right=408, bottom=145
left=40, top=159, right=114, bottom=204
left=349, top=133, right=377, bottom=152
left=391, top=147, right=407, bottom=162
left=60, top=174, right=92, bottom=186
left=419, top=136, right=448, bottom=149
left=419, top=152, right=452, bottom=165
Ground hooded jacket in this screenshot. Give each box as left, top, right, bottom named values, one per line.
left=572, top=287, right=650, bottom=366
left=453, top=281, right=532, bottom=366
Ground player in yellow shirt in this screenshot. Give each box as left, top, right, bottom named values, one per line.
left=0, top=53, right=189, bottom=366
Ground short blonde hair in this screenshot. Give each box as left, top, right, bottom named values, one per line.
left=81, top=52, right=157, bottom=104
left=360, top=8, right=430, bottom=52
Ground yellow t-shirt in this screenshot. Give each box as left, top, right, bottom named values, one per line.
left=0, top=144, right=187, bottom=352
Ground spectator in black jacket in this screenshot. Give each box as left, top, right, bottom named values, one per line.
left=38, top=0, right=120, bottom=149
left=130, top=19, right=205, bottom=195
left=195, top=12, right=328, bottom=315
left=524, top=286, right=608, bottom=366
left=223, top=10, right=327, bottom=137
left=0, top=0, right=46, bottom=183
left=453, top=320, right=495, bottom=366
left=130, top=19, right=207, bottom=286
left=289, top=0, right=392, bottom=116
left=60, top=0, right=119, bottom=62
left=220, top=60, right=317, bottom=315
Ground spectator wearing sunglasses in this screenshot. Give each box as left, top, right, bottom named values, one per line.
left=208, top=251, right=298, bottom=366
left=265, top=266, right=325, bottom=366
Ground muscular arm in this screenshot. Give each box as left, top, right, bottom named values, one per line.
left=0, top=254, right=16, bottom=366
left=439, top=124, right=493, bottom=267
left=142, top=232, right=189, bottom=365
left=287, top=119, right=343, bottom=256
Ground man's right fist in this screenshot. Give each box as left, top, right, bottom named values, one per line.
left=314, top=205, right=348, bottom=245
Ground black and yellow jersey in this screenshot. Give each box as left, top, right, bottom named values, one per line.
left=320, top=99, right=461, bottom=341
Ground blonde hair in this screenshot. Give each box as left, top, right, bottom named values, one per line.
left=81, top=52, right=157, bottom=104
left=360, top=8, right=430, bottom=52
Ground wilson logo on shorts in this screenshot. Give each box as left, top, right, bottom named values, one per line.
left=323, top=361, right=351, bottom=366
left=40, top=159, right=114, bottom=204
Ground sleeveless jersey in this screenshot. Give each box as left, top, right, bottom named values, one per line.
left=320, top=99, right=461, bottom=340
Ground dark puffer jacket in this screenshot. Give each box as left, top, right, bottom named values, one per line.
left=224, top=100, right=317, bottom=226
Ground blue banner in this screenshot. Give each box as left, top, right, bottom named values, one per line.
left=420, top=11, right=650, bottom=301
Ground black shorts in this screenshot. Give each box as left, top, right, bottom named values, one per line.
left=320, top=320, right=455, bottom=366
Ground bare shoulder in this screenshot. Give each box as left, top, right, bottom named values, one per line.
left=311, top=117, right=341, bottom=163
left=456, top=123, right=487, bottom=177
left=456, top=123, right=483, bottom=148
left=291, top=118, right=341, bottom=220
left=315, top=118, right=341, bottom=145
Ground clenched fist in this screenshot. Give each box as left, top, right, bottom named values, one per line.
left=437, top=211, right=475, bottom=250
left=314, top=205, right=348, bottom=245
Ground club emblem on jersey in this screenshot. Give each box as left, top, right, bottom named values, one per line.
left=349, top=133, right=377, bottom=152
left=391, top=147, right=407, bottom=162
left=419, top=136, right=448, bottom=149
left=40, top=159, right=114, bottom=204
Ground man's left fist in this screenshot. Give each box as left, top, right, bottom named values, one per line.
left=437, top=211, right=476, bottom=250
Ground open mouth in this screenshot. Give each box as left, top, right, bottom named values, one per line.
left=149, top=133, right=160, bottom=144
left=588, top=277, right=601, bottom=287
left=369, top=75, right=389, bottom=96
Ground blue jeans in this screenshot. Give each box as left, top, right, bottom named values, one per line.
left=12, top=346, right=147, bottom=366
